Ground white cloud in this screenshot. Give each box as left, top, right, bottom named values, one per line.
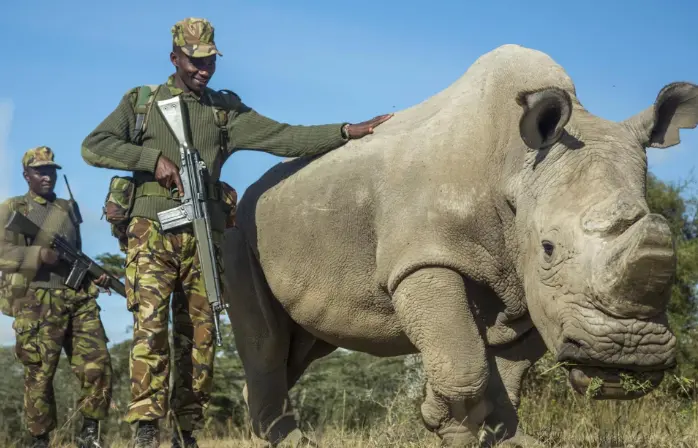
left=0, top=99, right=15, bottom=199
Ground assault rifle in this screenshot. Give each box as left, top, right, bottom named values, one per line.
left=4, top=212, right=127, bottom=297
left=155, top=96, right=228, bottom=346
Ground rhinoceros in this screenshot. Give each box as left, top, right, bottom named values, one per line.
left=220, top=44, right=698, bottom=447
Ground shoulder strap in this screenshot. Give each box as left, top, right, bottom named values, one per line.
left=133, top=84, right=161, bottom=145
left=207, top=89, right=242, bottom=153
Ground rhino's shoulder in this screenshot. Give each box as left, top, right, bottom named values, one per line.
left=235, top=155, right=320, bottom=228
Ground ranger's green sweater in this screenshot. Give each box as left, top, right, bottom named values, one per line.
left=81, top=76, right=348, bottom=228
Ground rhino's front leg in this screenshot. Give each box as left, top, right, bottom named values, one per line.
left=480, top=329, right=547, bottom=447
left=392, top=267, right=491, bottom=446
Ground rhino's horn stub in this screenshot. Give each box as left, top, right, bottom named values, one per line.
left=517, top=87, right=573, bottom=150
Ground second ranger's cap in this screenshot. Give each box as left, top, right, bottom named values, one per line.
left=22, top=146, right=62, bottom=170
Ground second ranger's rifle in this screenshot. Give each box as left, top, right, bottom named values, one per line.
left=4, top=212, right=127, bottom=297
left=63, top=175, right=83, bottom=225
left=155, top=96, right=228, bottom=346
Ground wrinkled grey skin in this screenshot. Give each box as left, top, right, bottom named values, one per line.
left=221, top=45, right=698, bottom=447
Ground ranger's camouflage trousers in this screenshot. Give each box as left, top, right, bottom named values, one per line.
left=124, top=217, right=219, bottom=432
left=12, top=285, right=113, bottom=436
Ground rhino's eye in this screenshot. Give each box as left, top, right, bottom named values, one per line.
left=542, top=240, right=555, bottom=258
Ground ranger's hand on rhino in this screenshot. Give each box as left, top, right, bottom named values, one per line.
left=342, top=114, right=394, bottom=139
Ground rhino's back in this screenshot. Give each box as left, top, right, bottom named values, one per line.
left=235, top=110, right=456, bottom=296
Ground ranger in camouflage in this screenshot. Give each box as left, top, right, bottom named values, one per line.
left=0, top=147, right=113, bottom=448
left=81, top=16, right=391, bottom=448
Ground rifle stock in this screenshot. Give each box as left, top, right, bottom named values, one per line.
left=4, top=211, right=126, bottom=298
left=155, top=96, right=228, bottom=346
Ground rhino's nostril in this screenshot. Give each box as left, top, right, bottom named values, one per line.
left=563, top=337, right=583, bottom=349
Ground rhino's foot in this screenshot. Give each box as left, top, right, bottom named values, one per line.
left=498, top=435, right=544, bottom=448
left=480, top=427, right=544, bottom=448
left=421, top=383, right=492, bottom=448
left=438, top=428, right=543, bottom=448
left=439, top=430, right=480, bottom=447
left=274, top=428, right=318, bottom=447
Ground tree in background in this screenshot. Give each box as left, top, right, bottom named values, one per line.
left=95, top=252, right=126, bottom=279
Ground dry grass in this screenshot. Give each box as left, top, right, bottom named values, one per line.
left=26, top=412, right=698, bottom=448
left=516, top=382, right=698, bottom=447
left=19, top=391, right=697, bottom=448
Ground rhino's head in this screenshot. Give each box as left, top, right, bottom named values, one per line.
left=511, top=82, right=698, bottom=399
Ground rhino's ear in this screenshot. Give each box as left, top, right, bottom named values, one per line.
left=516, top=87, right=573, bottom=150
left=623, top=82, right=698, bottom=149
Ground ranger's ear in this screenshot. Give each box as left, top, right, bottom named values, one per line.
left=517, top=87, right=573, bottom=150
left=623, top=82, right=698, bottom=149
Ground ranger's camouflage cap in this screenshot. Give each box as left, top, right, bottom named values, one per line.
left=171, top=17, right=223, bottom=58
left=22, top=146, right=62, bottom=170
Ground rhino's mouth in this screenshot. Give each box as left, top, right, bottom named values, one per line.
left=556, top=333, right=674, bottom=399
left=553, top=303, right=676, bottom=400
left=567, top=366, right=664, bottom=400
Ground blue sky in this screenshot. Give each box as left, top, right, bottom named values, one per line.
left=0, top=0, right=696, bottom=345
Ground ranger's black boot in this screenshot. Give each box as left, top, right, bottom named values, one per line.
left=132, top=420, right=159, bottom=448
left=77, top=418, right=102, bottom=448
left=29, top=433, right=49, bottom=448
left=171, top=429, right=199, bottom=448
